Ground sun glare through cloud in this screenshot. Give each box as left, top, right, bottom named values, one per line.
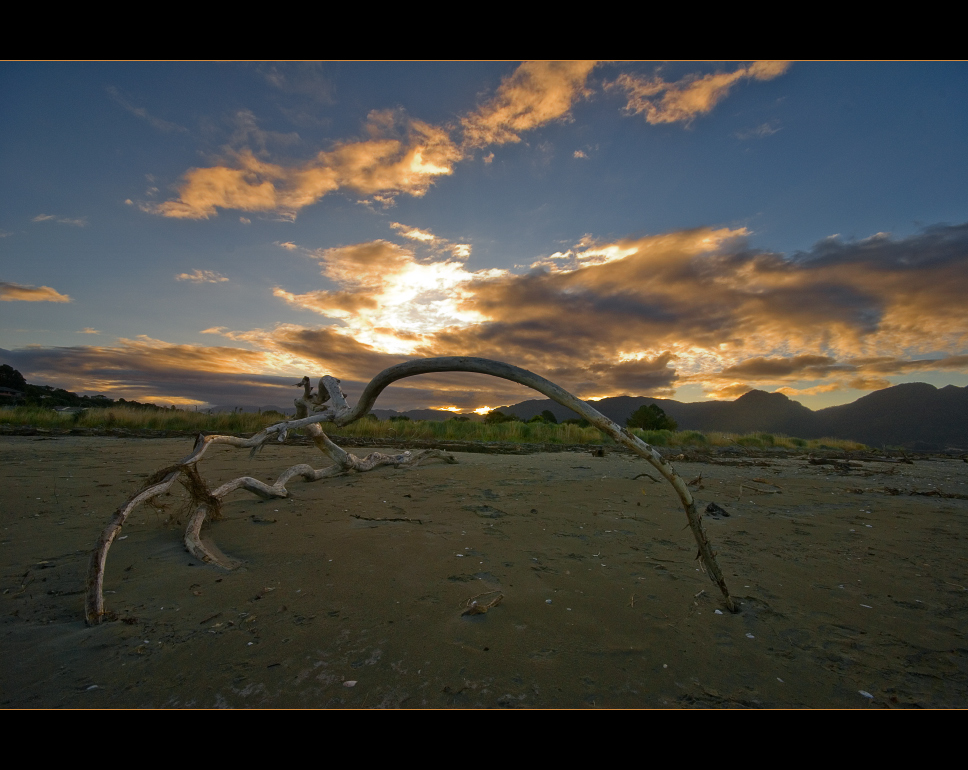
left=3, top=61, right=967, bottom=412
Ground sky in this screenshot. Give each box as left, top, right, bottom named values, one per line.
left=2, top=61, right=968, bottom=413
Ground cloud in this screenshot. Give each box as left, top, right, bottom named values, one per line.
left=265, top=221, right=968, bottom=401
left=77, top=328, right=100, bottom=334
left=774, top=382, right=852, bottom=397
left=461, top=61, right=598, bottom=147
left=175, top=269, right=229, bottom=283
left=148, top=60, right=762, bottom=222
left=0, top=281, right=71, bottom=302
left=0, top=338, right=310, bottom=408
left=389, top=222, right=471, bottom=258
left=9, top=221, right=968, bottom=411
left=718, top=354, right=844, bottom=379
left=703, top=352, right=968, bottom=399
left=32, top=214, right=87, bottom=227
left=610, top=61, right=791, bottom=125
left=258, top=62, right=335, bottom=105
left=736, top=121, right=781, bottom=140
left=390, top=222, right=436, bottom=242
left=152, top=109, right=462, bottom=219
left=273, top=236, right=498, bottom=352
left=705, top=383, right=753, bottom=400
left=107, top=86, right=188, bottom=133
left=844, top=377, right=892, bottom=391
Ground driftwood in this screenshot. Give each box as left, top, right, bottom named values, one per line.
left=85, top=357, right=737, bottom=624
left=85, top=430, right=454, bottom=624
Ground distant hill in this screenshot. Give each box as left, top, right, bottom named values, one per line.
left=812, top=383, right=968, bottom=450
left=371, top=408, right=484, bottom=422
left=500, top=384, right=968, bottom=451
left=7, top=359, right=964, bottom=448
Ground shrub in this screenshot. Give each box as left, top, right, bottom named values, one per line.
left=679, top=430, right=708, bottom=445
left=626, top=404, right=678, bottom=431
left=483, top=410, right=518, bottom=425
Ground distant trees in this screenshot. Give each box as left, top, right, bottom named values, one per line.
left=0, top=365, right=166, bottom=410
left=0, top=364, right=27, bottom=392
left=483, top=410, right=520, bottom=425
left=626, top=404, right=678, bottom=431
left=524, top=409, right=556, bottom=424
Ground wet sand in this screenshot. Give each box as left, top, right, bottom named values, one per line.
left=2, top=435, right=967, bottom=708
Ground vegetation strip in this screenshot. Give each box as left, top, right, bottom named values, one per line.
left=0, top=405, right=866, bottom=452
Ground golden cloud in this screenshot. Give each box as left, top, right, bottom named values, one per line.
left=153, top=111, right=461, bottom=219
left=774, top=382, right=849, bottom=397
left=8, top=222, right=968, bottom=411
left=461, top=61, right=598, bottom=147
left=150, top=61, right=785, bottom=222
left=610, top=61, right=791, bottom=125
left=274, top=237, right=501, bottom=353
left=0, top=281, right=71, bottom=302
left=390, top=222, right=436, bottom=242
left=263, top=222, right=968, bottom=401
left=705, top=383, right=754, bottom=400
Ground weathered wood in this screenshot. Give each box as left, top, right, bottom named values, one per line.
left=85, top=357, right=737, bottom=624
left=85, top=427, right=456, bottom=624
left=250, top=357, right=737, bottom=610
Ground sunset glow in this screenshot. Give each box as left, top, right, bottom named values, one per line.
left=3, top=62, right=968, bottom=411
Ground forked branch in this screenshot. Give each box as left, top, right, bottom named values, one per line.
left=86, top=357, right=736, bottom=625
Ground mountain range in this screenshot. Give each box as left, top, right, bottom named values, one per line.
left=211, top=382, right=967, bottom=450
left=369, top=383, right=967, bottom=450
left=500, top=383, right=968, bottom=450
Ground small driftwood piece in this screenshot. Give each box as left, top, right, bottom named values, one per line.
left=86, top=356, right=738, bottom=624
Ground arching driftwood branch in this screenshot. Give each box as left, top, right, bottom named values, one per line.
left=86, top=357, right=735, bottom=625
left=248, top=358, right=737, bottom=610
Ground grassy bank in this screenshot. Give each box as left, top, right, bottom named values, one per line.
left=0, top=406, right=276, bottom=434
left=0, top=405, right=866, bottom=451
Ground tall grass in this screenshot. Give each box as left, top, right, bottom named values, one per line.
left=0, top=406, right=866, bottom=450
left=0, top=406, right=278, bottom=433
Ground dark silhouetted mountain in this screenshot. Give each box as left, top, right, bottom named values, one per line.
left=499, top=383, right=968, bottom=449
left=503, top=391, right=815, bottom=435
left=813, top=383, right=968, bottom=449
left=372, top=408, right=484, bottom=422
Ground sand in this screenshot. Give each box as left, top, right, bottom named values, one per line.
left=2, top=435, right=967, bottom=708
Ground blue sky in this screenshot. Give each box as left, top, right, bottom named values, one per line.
left=2, top=61, right=967, bottom=412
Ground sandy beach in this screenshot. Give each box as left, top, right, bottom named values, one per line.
left=2, top=435, right=967, bottom=708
